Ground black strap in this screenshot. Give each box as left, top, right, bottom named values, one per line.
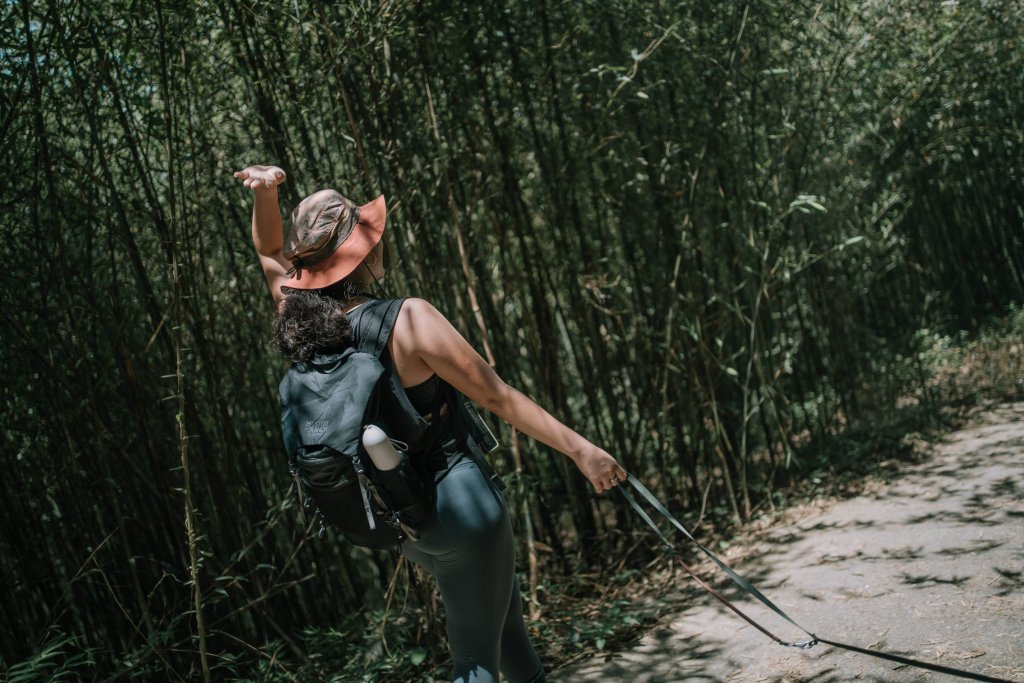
left=813, top=635, right=1012, bottom=681
left=621, top=474, right=1013, bottom=682
left=355, top=298, right=405, bottom=358
left=621, top=476, right=816, bottom=648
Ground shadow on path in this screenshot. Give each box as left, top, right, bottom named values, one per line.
left=557, top=402, right=1024, bottom=682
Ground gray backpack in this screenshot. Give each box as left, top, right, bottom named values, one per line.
left=279, top=299, right=446, bottom=548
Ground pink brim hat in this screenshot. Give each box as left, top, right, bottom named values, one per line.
left=282, top=193, right=386, bottom=291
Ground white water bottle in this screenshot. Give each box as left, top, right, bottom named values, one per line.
left=362, top=425, right=401, bottom=471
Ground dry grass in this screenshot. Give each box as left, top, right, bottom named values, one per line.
left=922, top=307, right=1024, bottom=405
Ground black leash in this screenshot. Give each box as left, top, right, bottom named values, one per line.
left=620, top=474, right=1012, bottom=683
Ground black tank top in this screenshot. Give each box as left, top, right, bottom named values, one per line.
left=404, top=374, right=443, bottom=415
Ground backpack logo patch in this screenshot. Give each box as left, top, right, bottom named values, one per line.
left=306, top=419, right=330, bottom=440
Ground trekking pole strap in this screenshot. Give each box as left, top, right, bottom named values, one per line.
left=619, top=477, right=817, bottom=649
left=814, top=636, right=1012, bottom=682
left=620, top=474, right=1014, bottom=683
left=624, top=475, right=817, bottom=642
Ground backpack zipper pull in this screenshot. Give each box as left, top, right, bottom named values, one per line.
left=352, top=455, right=377, bottom=531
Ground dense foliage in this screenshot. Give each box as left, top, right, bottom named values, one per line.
left=2, top=0, right=1021, bottom=679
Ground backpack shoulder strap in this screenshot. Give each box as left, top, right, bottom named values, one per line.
left=355, top=298, right=406, bottom=359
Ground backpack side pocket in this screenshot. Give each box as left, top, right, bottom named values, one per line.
left=373, top=453, right=433, bottom=525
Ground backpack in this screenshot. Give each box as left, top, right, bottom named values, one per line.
left=279, top=298, right=451, bottom=549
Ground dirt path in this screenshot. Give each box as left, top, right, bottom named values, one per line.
left=557, top=402, right=1024, bottom=682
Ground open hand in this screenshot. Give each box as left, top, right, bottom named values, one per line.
left=234, top=165, right=286, bottom=190
left=574, top=446, right=628, bottom=494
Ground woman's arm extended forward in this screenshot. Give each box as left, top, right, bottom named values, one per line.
left=234, top=165, right=291, bottom=302
left=393, top=298, right=627, bottom=493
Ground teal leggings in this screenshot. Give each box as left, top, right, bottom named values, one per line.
left=400, top=456, right=545, bottom=683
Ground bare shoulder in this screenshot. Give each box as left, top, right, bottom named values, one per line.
left=393, top=296, right=475, bottom=358
left=389, top=297, right=450, bottom=385
left=394, top=297, right=449, bottom=342
left=391, top=296, right=499, bottom=398
left=398, top=296, right=437, bottom=319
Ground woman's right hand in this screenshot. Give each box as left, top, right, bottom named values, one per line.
left=234, top=165, right=286, bottom=191
left=573, top=445, right=628, bottom=494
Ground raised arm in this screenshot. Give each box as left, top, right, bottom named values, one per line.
left=234, top=165, right=292, bottom=303
left=392, top=298, right=627, bottom=493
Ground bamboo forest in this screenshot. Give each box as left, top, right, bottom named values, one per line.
left=2, top=0, right=1023, bottom=681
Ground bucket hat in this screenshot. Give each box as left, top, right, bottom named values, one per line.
left=281, top=190, right=386, bottom=291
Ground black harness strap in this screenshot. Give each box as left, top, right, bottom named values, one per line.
left=621, top=474, right=1012, bottom=683
left=355, top=298, right=404, bottom=358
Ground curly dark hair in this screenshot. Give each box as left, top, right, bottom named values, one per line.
left=272, top=279, right=367, bottom=362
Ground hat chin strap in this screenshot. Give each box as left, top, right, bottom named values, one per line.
left=361, top=262, right=390, bottom=298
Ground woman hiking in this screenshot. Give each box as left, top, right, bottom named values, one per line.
left=234, top=164, right=627, bottom=683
